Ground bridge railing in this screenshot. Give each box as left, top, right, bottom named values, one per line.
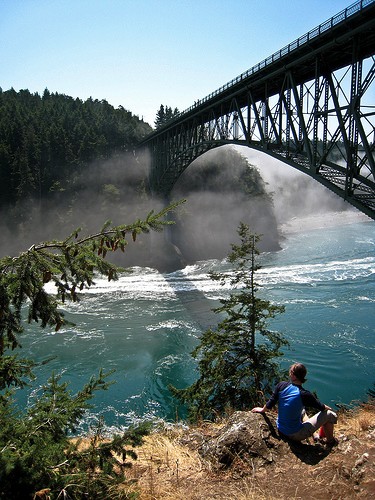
left=175, top=0, right=374, bottom=119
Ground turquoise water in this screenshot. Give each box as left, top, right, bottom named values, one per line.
left=17, top=218, right=375, bottom=432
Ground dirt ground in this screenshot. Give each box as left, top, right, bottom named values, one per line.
left=123, top=404, right=375, bottom=500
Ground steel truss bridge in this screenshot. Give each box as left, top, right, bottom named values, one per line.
left=138, top=0, right=375, bottom=220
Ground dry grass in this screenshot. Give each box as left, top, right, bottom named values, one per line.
left=122, top=404, right=375, bottom=500
left=126, top=428, right=208, bottom=499
left=334, top=402, right=375, bottom=437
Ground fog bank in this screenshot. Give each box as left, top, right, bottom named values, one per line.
left=0, top=145, right=370, bottom=273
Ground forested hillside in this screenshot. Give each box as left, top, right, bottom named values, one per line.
left=0, top=87, right=152, bottom=219
left=0, top=87, right=283, bottom=270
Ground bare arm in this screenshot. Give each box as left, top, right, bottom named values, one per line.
left=251, top=405, right=267, bottom=413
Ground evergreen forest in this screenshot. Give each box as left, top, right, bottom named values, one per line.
left=0, top=87, right=152, bottom=234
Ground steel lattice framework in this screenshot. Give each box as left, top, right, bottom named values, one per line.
left=138, top=0, right=375, bottom=220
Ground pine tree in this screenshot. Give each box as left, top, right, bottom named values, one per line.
left=154, top=104, right=165, bottom=129
left=154, top=104, right=179, bottom=129
left=171, top=223, right=288, bottom=422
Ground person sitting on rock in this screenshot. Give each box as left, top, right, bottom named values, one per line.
left=251, top=362, right=338, bottom=446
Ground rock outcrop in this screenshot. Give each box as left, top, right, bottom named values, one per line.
left=197, top=411, right=279, bottom=468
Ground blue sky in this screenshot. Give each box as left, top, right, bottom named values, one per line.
left=1, top=0, right=353, bottom=125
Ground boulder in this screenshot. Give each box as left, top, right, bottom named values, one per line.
left=198, top=411, right=280, bottom=468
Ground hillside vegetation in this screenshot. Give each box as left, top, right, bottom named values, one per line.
left=0, top=87, right=151, bottom=221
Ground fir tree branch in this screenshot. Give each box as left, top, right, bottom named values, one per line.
left=0, top=200, right=185, bottom=383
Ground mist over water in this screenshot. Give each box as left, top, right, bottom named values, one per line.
left=0, top=150, right=157, bottom=265
left=233, top=146, right=354, bottom=224
left=0, top=144, right=363, bottom=268
left=170, top=147, right=281, bottom=261
left=6, top=145, right=374, bottom=433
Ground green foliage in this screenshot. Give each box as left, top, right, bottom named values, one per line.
left=0, top=370, right=149, bottom=499
left=0, top=202, right=183, bottom=498
left=154, top=104, right=179, bottom=129
left=0, top=88, right=152, bottom=211
left=171, top=223, right=288, bottom=422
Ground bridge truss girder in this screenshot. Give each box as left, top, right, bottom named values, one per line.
left=143, top=4, right=375, bottom=220
left=148, top=52, right=375, bottom=219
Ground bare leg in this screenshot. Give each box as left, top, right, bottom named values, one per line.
left=323, top=422, right=334, bottom=441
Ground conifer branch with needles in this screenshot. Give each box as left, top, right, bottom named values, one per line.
left=0, top=200, right=184, bottom=376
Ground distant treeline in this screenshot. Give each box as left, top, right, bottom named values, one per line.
left=0, top=88, right=152, bottom=213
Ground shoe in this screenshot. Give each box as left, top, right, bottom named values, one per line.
left=324, top=438, right=338, bottom=447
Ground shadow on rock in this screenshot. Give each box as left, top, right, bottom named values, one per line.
left=280, top=434, right=332, bottom=465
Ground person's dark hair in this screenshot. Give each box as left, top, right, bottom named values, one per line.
left=289, top=363, right=307, bottom=383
